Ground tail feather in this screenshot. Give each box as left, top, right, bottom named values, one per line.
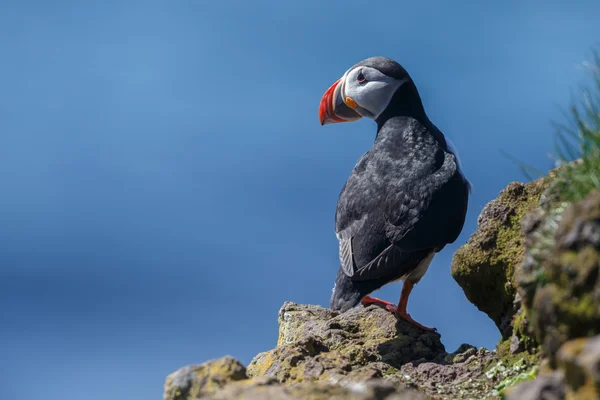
left=329, top=267, right=390, bottom=312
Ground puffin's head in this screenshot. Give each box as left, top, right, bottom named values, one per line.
left=319, top=56, right=411, bottom=125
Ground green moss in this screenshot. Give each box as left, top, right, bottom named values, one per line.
left=510, top=310, right=538, bottom=352
left=494, top=339, right=539, bottom=371
left=517, top=190, right=600, bottom=366
left=452, top=179, right=549, bottom=339
left=556, top=292, right=598, bottom=338
left=512, top=312, right=526, bottom=335
left=381, top=366, right=399, bottom=379
left=495, top=340, right=511, bottom=362
left=556, top=247, right=600, bottom=294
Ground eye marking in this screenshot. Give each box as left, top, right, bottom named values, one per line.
left=357, top=71, right=367, bottom=83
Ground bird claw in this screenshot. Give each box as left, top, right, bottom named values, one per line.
left=385, top=304, right=398, bottom=313
left=395, top=311, right=437, bottom=332
left=361, top=296, right=436, bottom=332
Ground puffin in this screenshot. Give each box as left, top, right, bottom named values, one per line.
left=318, top=56, right=470, bottom=332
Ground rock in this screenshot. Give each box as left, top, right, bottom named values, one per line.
left=164, top=356, right=248, bottom=400
left=504, top=371, right=566, bottom=400
left=451, top=178, right=548, bottom=342
left=399, top=347, right=501, bottom=399
left=556, top=334, right=600, bottom=399
left=246, top=302, right=445, bottom=384
left=510, top=332, right=527, bottom=355
left=516, top=190, right=600, bottom=365
left=207, top=377, right=427, bottom=400
left=165, top=302, right=540, bottom=399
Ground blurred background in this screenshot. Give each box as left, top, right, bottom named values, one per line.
left=1, top=1, right=599, bottom=399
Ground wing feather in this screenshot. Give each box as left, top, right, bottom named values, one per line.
left=338, top=238, right=354, bottom=277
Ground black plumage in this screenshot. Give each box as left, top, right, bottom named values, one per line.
left=327, top=58, right=470, bottom=326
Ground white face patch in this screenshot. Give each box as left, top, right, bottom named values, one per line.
left=342, top=66, right=407, bottom=120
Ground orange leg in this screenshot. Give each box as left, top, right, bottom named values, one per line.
left=392, top=281, right=437, bottom=332
left=361, top=283, right=436, bottom=332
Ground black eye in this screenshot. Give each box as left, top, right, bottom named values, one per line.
left=357, top=71, right=367, bottom=83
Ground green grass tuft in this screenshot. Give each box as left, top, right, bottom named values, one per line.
left=546, top=46, right=600, bottom=202
left=506, top=45, right=600, bottom=203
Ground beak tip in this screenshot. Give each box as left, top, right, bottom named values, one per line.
left=318, top=105, right=327, bottom=126
left=319, top=79, right=340, bottom=127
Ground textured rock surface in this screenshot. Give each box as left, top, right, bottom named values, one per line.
left=451, top=178, right=549, bottom=343
left=557, top=334, right=600, bottom=399
left=164, top=356, right=248, bottom=399
left=206, top=378, right=426, bottom=400
left=246, top=302, right=445, bottom=383
left=504, top=371, right=566, bottom=400
left=165, top=302, right=539, bottom=400
left=516, top=189, right=600, bottom=365
left=505, top=334, right=600, bottom=400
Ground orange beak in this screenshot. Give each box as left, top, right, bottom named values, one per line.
left=319, top=78, right=362, bottom=126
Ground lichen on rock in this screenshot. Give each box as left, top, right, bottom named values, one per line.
left=165, top=302, right=539, bottom=400
left=164, top=356, right=248, bottom=400
left=246, top=301, right=446, bottom=384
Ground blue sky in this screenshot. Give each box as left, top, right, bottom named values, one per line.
left=1, top=1, right=599, bottom=399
